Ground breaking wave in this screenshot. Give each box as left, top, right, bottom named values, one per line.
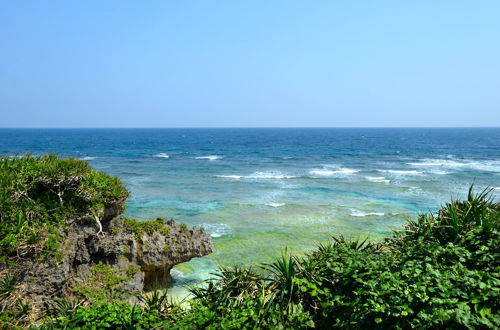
left=215, top=171, right=295, bottom=180
left=406, top=160, right=467, bottom=167
left=407, top=159, right=500, bottom=173
left=349, top=209, right=385, bottom=217
left=196, top=155, right=222, bottom=161
left=200, top=223, right=231, bottom=238
left=365, top=176, right=390, bottom=183
left=266, top=202, right=286, bottom=208
left=378, top=169, right=422, bottom=175
left=154, top=153, right=170, bottom=158
left=309, top=168, right=359, bottom=177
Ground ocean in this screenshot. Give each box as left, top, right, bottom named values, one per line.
left=1, top=128, right=499, bottom=295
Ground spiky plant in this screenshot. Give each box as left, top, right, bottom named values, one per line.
left=45, top=297, right=85, bottom=318
left=137, top=289, right=178, bottom=317
left=0, top=273, right=17, bottom=299
left=389, top=186, right=499, bottom=249
left=190, top=265, right=263, bottom=308
left=261, top=250, right=300, bottom=316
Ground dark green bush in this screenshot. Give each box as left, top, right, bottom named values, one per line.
left=43, top=301, right=166, bottom=329
left=176, top=187, right=499, bottom=329
left=0, top=154, right=128, bottom=261
left=42, top=290, right=181, bottom=329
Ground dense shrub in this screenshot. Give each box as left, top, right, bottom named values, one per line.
left=44, top=186, right=499, bottom=329
left=0, top=154, right=128, bottom=261
left=41, top=289, right=180, bottom=329
left=43, top=301, right=165, bottom=329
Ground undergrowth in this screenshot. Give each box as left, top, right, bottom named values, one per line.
left=39, top=186, right=499, bottom=329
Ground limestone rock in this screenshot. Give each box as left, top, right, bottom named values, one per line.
left=6, top=204, right=213, bottom=313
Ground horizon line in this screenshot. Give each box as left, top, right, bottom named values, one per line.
left=0, top=126, right=499, bottom=130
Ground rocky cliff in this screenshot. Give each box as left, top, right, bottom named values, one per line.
left=8, top=201, right=213, bottom=313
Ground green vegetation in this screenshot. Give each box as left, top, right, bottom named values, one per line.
left=121, top=216, right=171, bottom=240
left=71, top=262, right=133, bottom=303
left=43, top=186, right=499, bottom=329
left=42, top=291, right=180, bottom=330
left=126, top=265, right=140, bottom=277
left=0, top=154, right=128, bottom=261
left=0, top=273, right=31, bottom=328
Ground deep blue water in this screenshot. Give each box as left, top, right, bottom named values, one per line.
left=2, top=128, right=499, bottom=160
left=1, top=128, right=499, bottom=290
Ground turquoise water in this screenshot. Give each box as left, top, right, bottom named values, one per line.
left=1, top=128, right=499, bottom=294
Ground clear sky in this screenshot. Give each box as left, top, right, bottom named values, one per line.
left=0, top=1, right=499, bottom=128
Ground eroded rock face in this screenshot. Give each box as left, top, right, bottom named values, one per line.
left=12, top=204, right=213, bottom=312
left=77, top=217, right=213, bottom=291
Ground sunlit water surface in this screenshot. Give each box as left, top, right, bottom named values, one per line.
left=2, top=128, right=499, bottom=298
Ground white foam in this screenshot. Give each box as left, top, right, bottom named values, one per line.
left=378, top=169, right=422, bottom=175
left=249, top=172, right=296, bottom=179
left=200, top=223, right=231, bottom=238
left=154, top=153, right=170, bottom=159
left=465, top=161, right=500, bottom=173
left=80, top=156, right=96, bottom=160
left=365, top=176, right=390, bottom=183
left=429, top=170, right=449, bottom=175
left=309, top=168, right=359, bottom=176
left=494, top=187, right=500, bottom=190
left=407, top=160, right=466, bottom=167
left=266, top=203, right=286, bottom=208
left=170, top=268, right=188, bottom=281
left=407, top=159, right=500, bottom=173
left=309, top=169, right=336, bottom=176
left=215, top=175, right=243, bottom=179
left=349, top=209, right=385, bottom=217
left=408, top=186, right=422, bottom=193
left=216, top=171, right=295, bottom=180
left=195, top=155, right=222, bottom=161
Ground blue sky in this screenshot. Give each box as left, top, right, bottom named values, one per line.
left=0, top=1, right=499, bottom=127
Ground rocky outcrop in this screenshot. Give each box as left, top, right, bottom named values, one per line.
left=11, top=203, right=213, bottom=312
